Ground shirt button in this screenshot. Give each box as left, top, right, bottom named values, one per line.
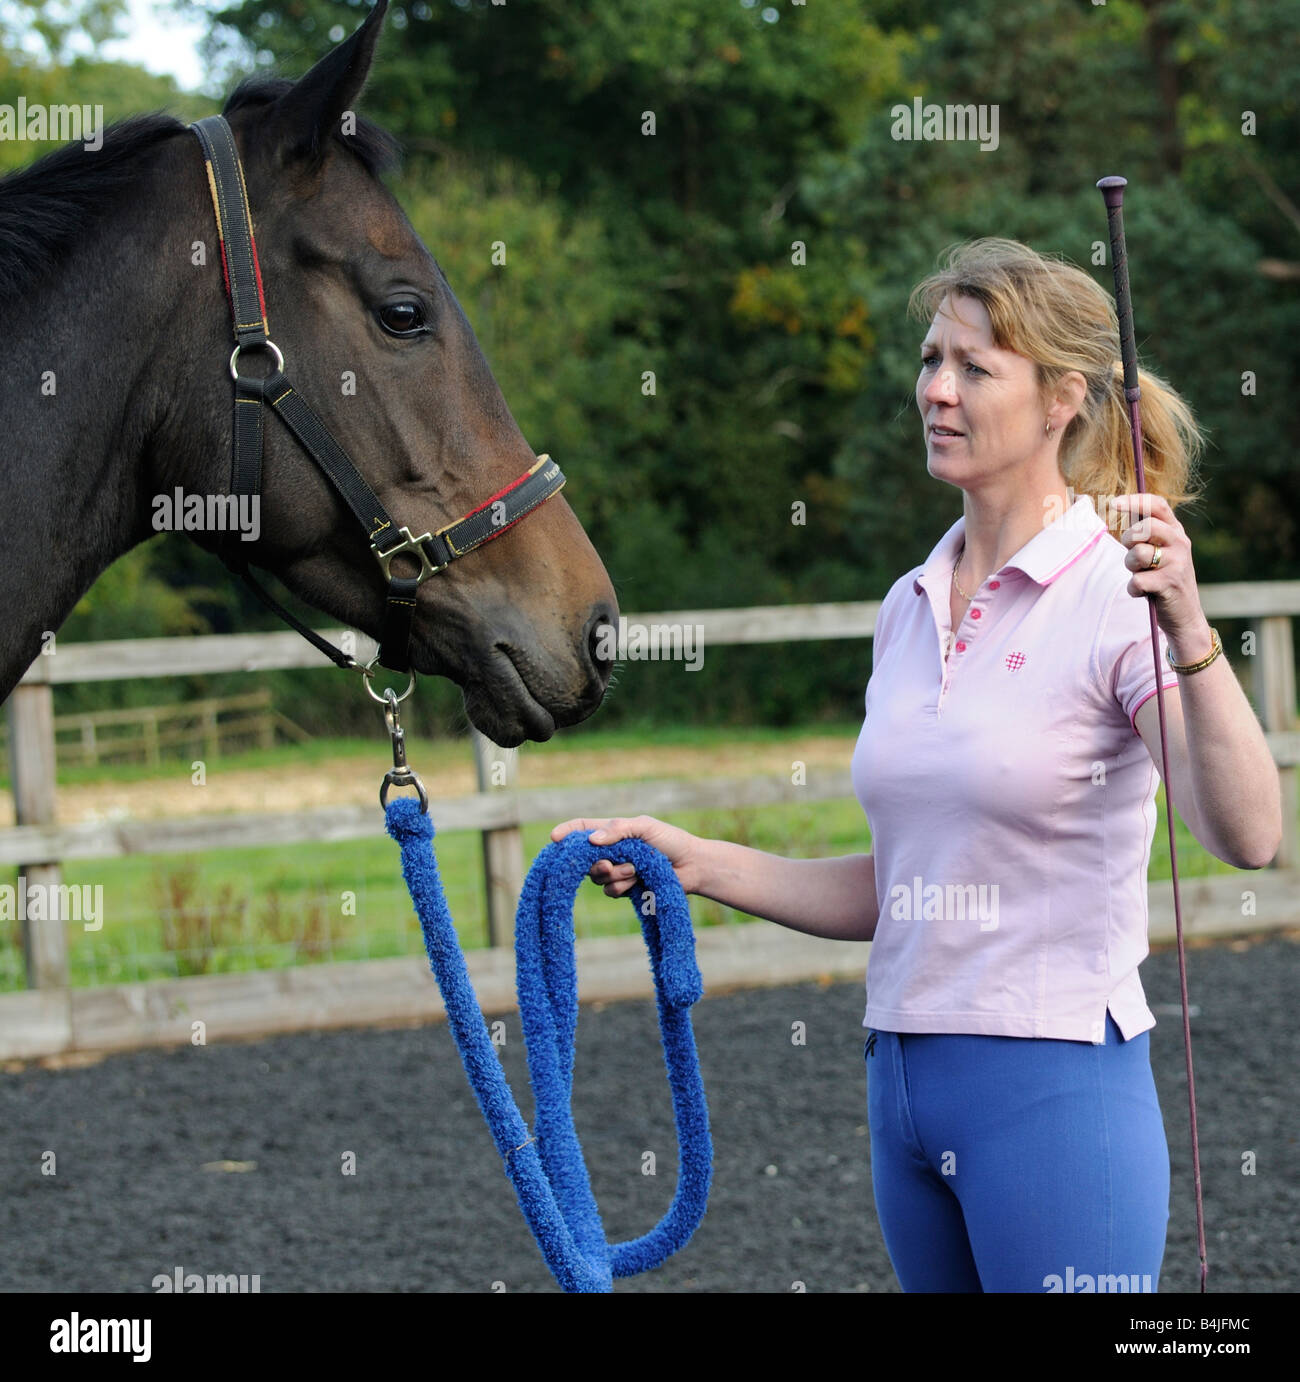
left=989, top=580, right=1000, bottom=590
left=970, top=608, right=982, bottom=619
left=955, top=641, right=966, bottom=652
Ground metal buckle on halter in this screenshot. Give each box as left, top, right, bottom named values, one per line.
left=370, top=525, right=444, bottom=583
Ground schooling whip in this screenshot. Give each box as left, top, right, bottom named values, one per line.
left=1097, top=175, right=1207, bottom=1291
left=379, top=693, right=712, bottom=1292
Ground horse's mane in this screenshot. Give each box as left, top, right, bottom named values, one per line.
left=0, top=78, right=401, bottom=304
left=0, top=113, right=184, bottom=302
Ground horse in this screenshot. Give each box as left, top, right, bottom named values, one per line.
left=0, top=0, right=616, bottom=747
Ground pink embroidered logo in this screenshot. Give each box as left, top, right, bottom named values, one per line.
left=1005, top=651, right=1026, bottom=671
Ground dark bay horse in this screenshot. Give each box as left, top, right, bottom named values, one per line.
left=0, top=0, right=616, bottom=746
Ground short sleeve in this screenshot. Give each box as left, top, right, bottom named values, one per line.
left=871, top=571, right=915, bottom=675
left=1099, top=586, right=1181, bottom=734
left=871, top=593, right=891, bottom=674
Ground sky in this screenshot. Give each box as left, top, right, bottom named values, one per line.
left=100, top=0, right=211, bottom=93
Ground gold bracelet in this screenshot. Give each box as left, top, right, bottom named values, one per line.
left=1166, top=626, right=1222, bottom=674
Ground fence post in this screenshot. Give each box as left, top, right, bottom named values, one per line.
left=203, top=703, right=220, bottom=763
left=471, top=729, right=523, bottom=947
left=80, top=716, right=96, bottom=767
left=257, top=689, right=275, bottom=750
left=5, top=682, right=67, bottom=988
left=1256, top=616, right=1298, bottom=869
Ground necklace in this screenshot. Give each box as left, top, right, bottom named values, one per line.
left=952, top=542, right=973, bottom=601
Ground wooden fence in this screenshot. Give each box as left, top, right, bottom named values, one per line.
left=0, top=688, right=308, bottom=771
left=2, top=588, right=1297, bottom=1058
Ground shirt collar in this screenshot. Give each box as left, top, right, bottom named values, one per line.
left=913, top=494, right=1108, bottom=595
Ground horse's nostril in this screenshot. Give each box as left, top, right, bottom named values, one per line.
left=584, top=603, right=618, bottom=684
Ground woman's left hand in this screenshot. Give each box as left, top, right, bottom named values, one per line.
left=1111, top=493, right=1213, bottom=659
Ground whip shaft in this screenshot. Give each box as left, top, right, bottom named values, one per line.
left=1097, top=175, right=1207, bottom=1292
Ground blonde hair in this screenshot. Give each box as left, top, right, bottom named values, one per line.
left=907, top=237, right=1206, bottom=535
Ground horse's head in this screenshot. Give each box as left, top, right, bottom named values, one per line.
left=169, top=0, right=615, bottom=746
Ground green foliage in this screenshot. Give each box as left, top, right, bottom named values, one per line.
left=0, top=0, right=127, bottom=64
left=0, top=5, right=209, bottom=172
left=46, top=544, right=230, bottom=716
left=7, top=0, right=1296, bottom=728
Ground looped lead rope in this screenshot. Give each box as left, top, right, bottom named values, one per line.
left=385, top=798, right=712, bottom=1292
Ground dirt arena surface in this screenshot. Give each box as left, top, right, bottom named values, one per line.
left=1, top=933, right=1295, bottom=1293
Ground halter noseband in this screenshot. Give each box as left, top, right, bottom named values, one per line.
left=190, top=115, right=567, bottom=674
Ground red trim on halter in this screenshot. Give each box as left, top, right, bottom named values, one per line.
left=205, top=155, right=269, bottom=330
left=250, top=236, right=268, bottom=323
left=214, top=227, right=269, bottom=325
left=458, top=462, right=541, bottom=523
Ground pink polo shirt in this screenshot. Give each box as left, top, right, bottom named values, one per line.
left=852, top=494, right=1181, bottom=1043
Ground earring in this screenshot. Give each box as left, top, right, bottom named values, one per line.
left=1045, top=421, right=1054, bottom=438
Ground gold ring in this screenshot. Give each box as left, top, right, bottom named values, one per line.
left=1147, top=545, right=1162, bottom=570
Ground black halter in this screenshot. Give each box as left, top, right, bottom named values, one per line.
left=190, top=115, right=567, bottom=674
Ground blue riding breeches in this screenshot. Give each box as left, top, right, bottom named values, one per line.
left=864, top=1014, right=1170, bottom=1293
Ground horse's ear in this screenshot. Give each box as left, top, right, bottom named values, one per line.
left=267, top=0, right=388, bottom=164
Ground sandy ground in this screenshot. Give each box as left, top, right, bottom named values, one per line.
left=0, top=736, right=858, bottom=825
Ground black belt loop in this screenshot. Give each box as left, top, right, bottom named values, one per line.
left=232, top=377, right=264, bottom=498
left=377, top=576, right=421, bottom=672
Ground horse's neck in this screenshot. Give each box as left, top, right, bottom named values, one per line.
left=0, top=139, right=217, bottom=699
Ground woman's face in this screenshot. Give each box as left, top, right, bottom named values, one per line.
left=916, top=293, right=1049, bottom=489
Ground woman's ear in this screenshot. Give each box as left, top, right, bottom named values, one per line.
left=1048, top=369, right=1089, bottom=432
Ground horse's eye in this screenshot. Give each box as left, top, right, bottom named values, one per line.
left=377, top=301, right=426, bottom=337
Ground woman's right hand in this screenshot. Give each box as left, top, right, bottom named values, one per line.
left=549, top=815, right=702, bottom=898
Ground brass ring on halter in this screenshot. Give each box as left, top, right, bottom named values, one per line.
left=361, top=654, right=417, bottom=704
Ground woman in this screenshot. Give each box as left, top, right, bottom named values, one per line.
left=551, top=238, right=1282, bottom=1292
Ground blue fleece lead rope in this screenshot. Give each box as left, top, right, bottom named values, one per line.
left=384, top=796, right=712, bottom=1292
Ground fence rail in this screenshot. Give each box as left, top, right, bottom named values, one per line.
left=0, top=689, right=308, bottom=771
left=2, top=590, right=1297, bottom=1055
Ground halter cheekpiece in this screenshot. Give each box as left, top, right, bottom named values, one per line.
left=190, top=114, right=567, bottom=675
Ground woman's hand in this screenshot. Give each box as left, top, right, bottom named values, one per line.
left=1111, top=492, right=1213, bottom=662
left=549, top=815, right=702, bottom=897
